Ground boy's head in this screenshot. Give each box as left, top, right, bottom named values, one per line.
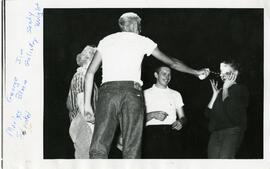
left=154, top=66, right=171, bottom=87
left=76, top=45, right=96, bottom=67
left=220, top=58, right=241, bottom=81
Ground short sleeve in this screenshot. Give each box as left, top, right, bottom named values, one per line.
left=174, top=92, right=184, bottom=109
left=97, top=39, right=104, bottom=54
left=142, top=36, right=157, bottom=56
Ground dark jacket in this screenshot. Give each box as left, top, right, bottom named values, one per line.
left=205, top=84, right=249, bottom=132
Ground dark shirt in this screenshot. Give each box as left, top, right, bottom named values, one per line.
left=205, top=84, right=249, bottom=132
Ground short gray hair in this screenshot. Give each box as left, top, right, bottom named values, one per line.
left=118, top=12, right=141, bottom=29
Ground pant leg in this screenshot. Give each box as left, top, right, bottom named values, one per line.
left=208, top=131, right=221, bottom=159
left=219, top=127, right=245, bottom=159
left=69, top=113, right=93, bottom=159
left=74, top=116, right=93, bottom=159
left=120, top=88, right=144, bottom=159
left=166, top=128, right=182, bottom=159
left=142, top=126, right=164, bottom=159
left=158, top=126, right=173, bottom=159
left=89, top=87, right=119, bottom=159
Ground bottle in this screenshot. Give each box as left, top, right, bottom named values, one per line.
left=198, top=73, right=208, bottom=80
left=198, top=68, right=210, bottom=80
left=198, top=70, right=220, bottom=80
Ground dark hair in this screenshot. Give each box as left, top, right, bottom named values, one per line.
left=154, top=65, right=171, bottom=74
left=221, top=57, right=242, bottom=73
left=221, top=57, right=244, bottom=82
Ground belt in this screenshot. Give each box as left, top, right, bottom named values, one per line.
left=101, top=81, right=142, bottom=91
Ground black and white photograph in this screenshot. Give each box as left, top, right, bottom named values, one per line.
left=43, top=8, right=263, bottom=159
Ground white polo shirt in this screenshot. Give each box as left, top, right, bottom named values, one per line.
left=144, top=85, right=184, bottom=126
left=97, top=32, right=157, bottom=85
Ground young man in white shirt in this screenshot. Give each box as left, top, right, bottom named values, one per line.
left=84, top=12, right=210, bottom=159
left=143, top=66, right=186, bottom=158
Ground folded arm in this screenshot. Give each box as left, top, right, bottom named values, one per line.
left=146, top=111, right=168, bottom=122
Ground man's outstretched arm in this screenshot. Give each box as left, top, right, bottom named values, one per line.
left=84, top=51, right=102, bottom=123
left=151, top=47, right=209, bottom=77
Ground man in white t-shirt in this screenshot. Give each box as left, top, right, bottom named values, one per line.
left=143, top=66, right=186, bottom=158
left=84, top=12, right=210, bottom=159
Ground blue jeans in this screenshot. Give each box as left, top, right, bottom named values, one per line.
left=208, top=127, right=245, bottom=159
left=89, top=81, right=145, bottom=159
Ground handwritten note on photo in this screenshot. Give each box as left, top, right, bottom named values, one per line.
left=2, top=0, right=269, bottom=169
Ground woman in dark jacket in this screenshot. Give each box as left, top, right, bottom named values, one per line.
left=205, top=59, right=249, bottom=159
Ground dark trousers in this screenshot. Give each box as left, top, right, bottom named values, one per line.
left=142, top=125, right=183, bottom=159
left=89, top=81, right=144, bottom=159
left=208, top=127, right=245, bottom=159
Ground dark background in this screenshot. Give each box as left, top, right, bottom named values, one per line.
left=44, top=8, right=263, bottom=159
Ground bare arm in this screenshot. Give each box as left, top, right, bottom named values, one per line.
left=172, top=107, right=185, bottom=130
left=84, top=51, right=102, bottom=122
left=176, top=107, right=185, bottom=119
left=208, top=80, right=221, bottom=109
left=146, top=111, right=168, bottom=122
left=146, top=112, right=155, bottom=122
left=151, top=47, right=201, bottom=76
left=208, top=94, right=219, bottom=109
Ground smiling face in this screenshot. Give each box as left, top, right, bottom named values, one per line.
left=220, top=62, right=238, bottom=81
left=155, top=66, right=171, bottom=88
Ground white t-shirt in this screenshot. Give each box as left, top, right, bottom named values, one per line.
left=97, top=32, right=157, bottom=85
left=144, top=85, right=184, bottom=126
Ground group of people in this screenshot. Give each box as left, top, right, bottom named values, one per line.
left=66, top=12, right=249, bottom=159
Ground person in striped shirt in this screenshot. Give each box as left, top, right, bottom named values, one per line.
left=66, top=45, right=98, bottom=158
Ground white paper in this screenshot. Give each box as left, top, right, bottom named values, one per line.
left=2, top=0, right=269, bottom=168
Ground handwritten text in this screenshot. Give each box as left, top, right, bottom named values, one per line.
left=6, top=77, right=28, bottom=103
left=15, top=38, right=39, bottom=67
left=26, top=2, right=43, bottom=34
left=6, top=110, right=32, bottom=139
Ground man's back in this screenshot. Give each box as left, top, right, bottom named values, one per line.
left=98, top=32, right=157, bottom=84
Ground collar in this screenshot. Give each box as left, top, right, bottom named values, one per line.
left=152, top=84, right=169, bottom=91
